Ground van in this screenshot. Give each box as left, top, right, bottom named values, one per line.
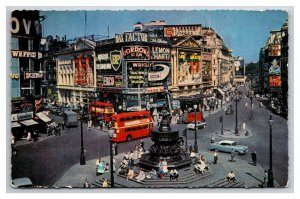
left=63, top=110, right=78, bottom=127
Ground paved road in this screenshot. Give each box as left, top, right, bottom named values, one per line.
left=11, top=86, right=289, bottom=187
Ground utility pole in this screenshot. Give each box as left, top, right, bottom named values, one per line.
left=219, top=115, right=224, bottom=135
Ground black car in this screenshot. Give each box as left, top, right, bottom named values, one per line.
left=225, top=105, right=234, bottom=115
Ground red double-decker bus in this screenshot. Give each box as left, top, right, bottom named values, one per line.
left=89, top=101, right=114, bottom=122
left=110, top=111, right=154, bottom=143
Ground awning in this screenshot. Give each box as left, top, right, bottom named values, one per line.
left=11, top=122, right=21, bottom=128
left=20, top=119, right=38, bottom=126
left=36, top=112, right=52, bottom=123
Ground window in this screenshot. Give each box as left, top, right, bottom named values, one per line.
left=28, top=39, right=34, bottom=51
left=11, top=37, right=19, bottom=50
left=132, top=116, right=137, bottom=120
left=143, top=115, right=148, bottom=118
left=120, top=118, right=125, bottom=122
left=126, top=128, right=131, bottom=132
left=126, top=117, right=132, bottom=121
left=138, top=115, right=143, bottom=119
left=138, top=126, right=143, bottom=130
left=132, top=127, right=137, bottom=131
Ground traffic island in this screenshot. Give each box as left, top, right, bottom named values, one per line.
left=216, top=128, right=253, bottom=139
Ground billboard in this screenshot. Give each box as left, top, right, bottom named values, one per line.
left=202, top=52, right=212, bottom=82
left=269, top=59, right=281, bottom=75
left=234, top=59, right=245, bottom=77
left=177, top=50, right=201, bottom=85
left=164, top=25, right=202, bottom=37
left=151, top=46, right=171, bottom=61
left=96, top=50, right=122, bottom=73
left=127, top=61, right=171, bottom=88
left=97, top=75, right=122, bottom=88
left=115, top=32, right=147, bottom=43
left=122, top=46, right=150, bottom=60
left=268, top=44, right=281, bottom=57
left=269, top=75, right=281, bottom=87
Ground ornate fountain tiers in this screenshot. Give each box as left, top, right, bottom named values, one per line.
left=139, top=107, right=191, bottom=169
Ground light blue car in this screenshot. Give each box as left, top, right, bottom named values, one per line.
left=208, top=140, right=248, bottom=155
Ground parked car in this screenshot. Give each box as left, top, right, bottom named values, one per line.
left=225, top=108, right=234, bottom=115
left=11, top=177, right=33, bottom=188
left=208, top=140, right=248, bottom=155
left=187, top=120, right=206, bottom=130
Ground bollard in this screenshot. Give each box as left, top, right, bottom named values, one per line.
left=243, top=123, right=246, bottom=130
left=245, top=130, right=249, bottom=136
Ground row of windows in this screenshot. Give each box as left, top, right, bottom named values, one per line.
left=125, top=125, right=149, bottom=132
left=11, top=37, right=34, bottom=51
left=119, top=115, right=149, bottom=122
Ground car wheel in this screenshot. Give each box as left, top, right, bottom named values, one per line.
left=126, top=135, right=132, bottom=142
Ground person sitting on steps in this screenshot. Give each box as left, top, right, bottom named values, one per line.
left=226, top=171, right=236, bottom=183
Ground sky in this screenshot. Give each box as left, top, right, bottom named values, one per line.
left=40, top=9, right=287, bottom=63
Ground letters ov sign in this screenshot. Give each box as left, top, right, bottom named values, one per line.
left=103, top=76, right=114, bottom=86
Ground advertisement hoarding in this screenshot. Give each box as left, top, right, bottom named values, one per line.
left=127, top=61, right=171, bottom=88
left=122, top=46, right=150, bottom=60
left=234, top=59, right=245, bottom=77
left=164, top=25, right=202, bottom=37
left=202, top=52, right=212, bottom=82
left=177, top=50, right=201, bottom=85
left=269, top=75, right=282, bottom=87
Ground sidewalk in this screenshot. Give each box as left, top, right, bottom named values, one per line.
left=53, top=150, right=275, bottom=189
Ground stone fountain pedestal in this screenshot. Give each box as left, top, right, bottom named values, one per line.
left=139, top=109, right=191, bottom=170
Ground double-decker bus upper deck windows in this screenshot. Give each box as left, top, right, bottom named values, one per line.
left=126, top=117, right=132, bottom=121
left=132, top=116, right=137, bottom=120
left=138, top=115, right=143, bottom=119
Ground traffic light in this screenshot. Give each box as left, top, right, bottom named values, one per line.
left=219, top=116, right=223, bottom=123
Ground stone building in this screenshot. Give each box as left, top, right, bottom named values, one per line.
left=258, top=20, right=288, bottom=115
left=54, top=21, right=235, bottom=112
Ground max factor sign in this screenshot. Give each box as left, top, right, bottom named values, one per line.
left=115, top=32, right=147, bottom=43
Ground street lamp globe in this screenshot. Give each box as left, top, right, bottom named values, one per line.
left=108, top=129, right=115, bottom=138
left=269, top=115, right=273, bottom=126
left=193, top=104, right=198, bottom=110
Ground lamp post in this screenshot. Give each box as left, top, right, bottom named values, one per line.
left=199, top=87, right=203, bottom=115
left=80, top=109, right=86, bottom=165
left=233, top=91, right=240, bottom=135
left=108, top=129, right=115, bottom=188
left=94, top=93, right=97, bottom=127
left=183, top=128, right=188, bottom=152
left=193, top=104, right=198, bottom=153
left=267, top=115, right=274, bottom=187
left=249, top=90, right=254, bottom=108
